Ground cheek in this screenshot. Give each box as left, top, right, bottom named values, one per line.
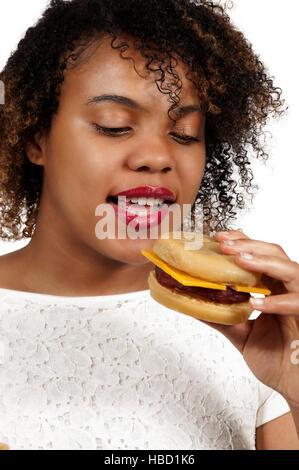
left=45, top=116, right=115, bottom=204
left=179, top=151, right=206, bottom=200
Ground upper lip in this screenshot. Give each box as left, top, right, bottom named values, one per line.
left=110, top=186, right=176, bottom=202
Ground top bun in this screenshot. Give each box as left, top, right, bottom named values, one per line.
left=153, top=231, right=261, bottom=287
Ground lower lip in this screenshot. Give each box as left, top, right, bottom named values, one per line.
left=108, top=199, right=172, bottom=229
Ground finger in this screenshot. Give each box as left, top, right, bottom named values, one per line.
left=235, top=252, right=299, bottom=293
left=250, top=292, right=299, bottom=316
left=219, top=238, right=290, bottom=260
left=215, top=230, right=250, bottom=241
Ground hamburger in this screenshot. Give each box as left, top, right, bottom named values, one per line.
left=141, top=231, right=270, bottom=325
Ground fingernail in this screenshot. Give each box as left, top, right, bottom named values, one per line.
left=240, top=252, right=253, bottom=260
left=250, top=297, right=264, bottom=307
left=222, top=240, right=235, bottom=246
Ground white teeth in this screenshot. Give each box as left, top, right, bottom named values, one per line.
left=137, top=198, right=147, bottom=206
left=147, top=197, right=164, bottom=206
left=126, top=197, right=165, bottom=206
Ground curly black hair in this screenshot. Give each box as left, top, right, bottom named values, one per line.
left=0, top=0, right=287, bottom=240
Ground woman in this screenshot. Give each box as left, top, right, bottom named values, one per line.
left=0, top=0, right=298, bottom=450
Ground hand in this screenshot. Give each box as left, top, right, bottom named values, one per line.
left=201, top=230, right=299, bottom=407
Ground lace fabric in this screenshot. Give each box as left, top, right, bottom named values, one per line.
left=0, top=287, right=289, bottom=450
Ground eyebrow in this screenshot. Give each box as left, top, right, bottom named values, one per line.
left=85, top=94, right=202, bottom=118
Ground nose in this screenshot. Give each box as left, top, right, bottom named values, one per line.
left=126, top=136, right=175, bottom=173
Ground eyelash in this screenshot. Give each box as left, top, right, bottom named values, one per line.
left=93, top=125, right=200, bottom=146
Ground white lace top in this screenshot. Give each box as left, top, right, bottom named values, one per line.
left=0, top=287, right=289, bottom=450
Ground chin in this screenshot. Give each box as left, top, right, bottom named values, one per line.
left=93, top=236, right=155, bottom=264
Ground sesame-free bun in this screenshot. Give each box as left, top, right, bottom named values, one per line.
left=153, top=231, right=261, bottom=287
left=148, top=270, right=253, bottom=325
left=146, top=231, right=259, bottom=325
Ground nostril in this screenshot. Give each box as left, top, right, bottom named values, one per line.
left=136, top=166, right=149, bottom=171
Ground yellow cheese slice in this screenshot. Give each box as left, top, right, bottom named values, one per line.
left=141, top=249, right=226, bottom=290
left=229, top=284, right=271, bottom=295
left=141, top=249, right=271, bottom=295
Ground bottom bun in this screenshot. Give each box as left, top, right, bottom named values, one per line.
left=148, top=270, right=253, bottom=325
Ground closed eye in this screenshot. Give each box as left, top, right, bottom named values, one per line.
left=93, top=125, right=200, bottom=146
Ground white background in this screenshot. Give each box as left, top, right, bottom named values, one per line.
left=0, top=0, right=298, bottom=262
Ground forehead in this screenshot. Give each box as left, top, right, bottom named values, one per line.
left=60, top=35, right=200, bottom=112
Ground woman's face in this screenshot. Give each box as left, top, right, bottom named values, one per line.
left=28, top=35, right=206, bottom=265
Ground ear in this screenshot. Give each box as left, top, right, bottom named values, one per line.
left=25, top=128, right=47, bottom=166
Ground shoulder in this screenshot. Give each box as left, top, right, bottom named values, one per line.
left=0, top=249, right=28, bottom=291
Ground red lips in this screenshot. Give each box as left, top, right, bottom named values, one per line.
left=110, top=186, right=176, bottom=202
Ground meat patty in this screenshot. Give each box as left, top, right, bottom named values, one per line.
left=155, top=266, right=251, bottom=304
